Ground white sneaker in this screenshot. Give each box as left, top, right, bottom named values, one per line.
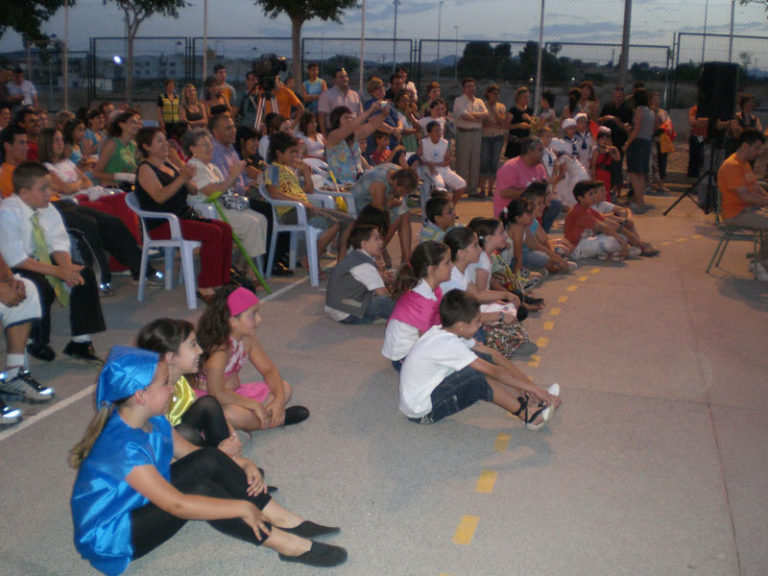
left=567, top=261, right=578, bottom=271
left=628, top=247, right=642, bottom=258
left=756, top=263, right=768, bottom=281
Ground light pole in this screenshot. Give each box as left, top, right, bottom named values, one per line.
left=728, top=0, right=735, bottom=63
left=533, top=0, right=545, bottom=116
left=436, top=0, right=443, bottom=78
left=392, top=0, right=401, bottom=73
left=453, top=25, right=458, bottom=82
left=701, top=0, right=709, bottom=63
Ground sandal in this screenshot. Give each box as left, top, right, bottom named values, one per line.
left=511, top=395, right=552, bottom=431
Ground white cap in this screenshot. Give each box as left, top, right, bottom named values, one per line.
left=561, top=118, right=577, bottom=130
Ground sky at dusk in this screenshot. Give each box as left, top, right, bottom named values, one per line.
left=1, top=0, right=767, bottom=67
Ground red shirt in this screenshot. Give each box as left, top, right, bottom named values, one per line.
left=564, top=202, right=606, bottom=245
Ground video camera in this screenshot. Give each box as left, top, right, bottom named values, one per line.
left=252, top=54, right=287, bottom=93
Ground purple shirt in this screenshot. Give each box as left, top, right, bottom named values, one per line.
left=211, top=139, right=248, bottom=195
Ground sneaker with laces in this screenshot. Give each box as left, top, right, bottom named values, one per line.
left=131, top=270, right=165, bottom=287
left=0, top=369, right=54, bottom=403
left=63, top=341, right=104, bottom=365
left=0, top=398, right=22, bottom=426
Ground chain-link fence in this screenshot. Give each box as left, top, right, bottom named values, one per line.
left=302, top=36, right=414, bottom=83
left=89, top=37, right=189, bottom=102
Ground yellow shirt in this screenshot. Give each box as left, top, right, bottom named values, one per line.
left=166, top=375, right=197, bottom=427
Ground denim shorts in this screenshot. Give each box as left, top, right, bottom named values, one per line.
left=409, top=352, right=493, bottom=424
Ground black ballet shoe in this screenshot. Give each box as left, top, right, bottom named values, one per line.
left=278, top=521, right=341, bottom=539
left=278, top=542, right=348, bottom=567
left=256, top=467, right=279, bottom=493
left=283, top=405, right=310, bottom=427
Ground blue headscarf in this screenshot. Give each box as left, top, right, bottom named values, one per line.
left=96, top=346, right=159, bottom=407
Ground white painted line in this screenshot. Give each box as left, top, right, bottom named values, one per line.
left=0, top=274, right=312, bottom=443
left=0, top=383, right=95, bottom=442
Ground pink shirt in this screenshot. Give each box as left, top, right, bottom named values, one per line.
left=493, top=157, right=547, bottom=217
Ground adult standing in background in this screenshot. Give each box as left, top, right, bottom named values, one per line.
left=452, top=77, right=488, bottom=198
left=301, top=62, right=326, bottom=114
left=505, top=86, right=533, bottom=159
left=156, top=78, right=181, bottom=133
left=318, top=67, right=362, bottom=136
left=6, top=67, right=37, bottom=113
left=479, top=84, right=506, bottom=199
left=213, top=64, right=236, bottom=107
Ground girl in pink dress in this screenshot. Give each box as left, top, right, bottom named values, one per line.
left=196, top=287, right=309, bottom=432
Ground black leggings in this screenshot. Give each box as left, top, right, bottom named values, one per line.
left=174, top=396, right=230, bottom=448
left=130, top=448, right=272, bottom=559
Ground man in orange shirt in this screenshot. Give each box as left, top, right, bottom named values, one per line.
left=716, top=128, right=768, bottom=279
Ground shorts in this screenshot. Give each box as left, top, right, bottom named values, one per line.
left=409, top=352, right=494, bottom=424
left=626, top=138, right=652, bottom=174
left=0, top=277, right=41, bottom=327
left=195, top=381, right=270, bottom=402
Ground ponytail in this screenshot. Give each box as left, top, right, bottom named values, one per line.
left=69, top=404, right=117, bottom=469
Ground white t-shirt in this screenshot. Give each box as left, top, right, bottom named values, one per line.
left=381, top=279, right=436, bottom=361
left=439, top=264, right=472, bottom=294
left=188, top=156, right=226, bottom=203
left=474, top=251, right=492, bottom=290
left=420, top=137, right=448, bottom=164
left=324, top=250, right=385, bottom=321
left=399, top=325, right=477, bottom=418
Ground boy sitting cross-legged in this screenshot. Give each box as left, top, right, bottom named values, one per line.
left=325, top=224, right=395, bottom=324
left=399, top=289, right=560, bottom=427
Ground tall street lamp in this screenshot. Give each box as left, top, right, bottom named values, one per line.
left=436, top=1, right=443, bottom=78
left=453, top=25, right=458, bottom=81
left=393, top=0, right=401, bottom=73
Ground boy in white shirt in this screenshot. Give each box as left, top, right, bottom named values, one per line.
left=399, top=289, right=559, bottom=427
left=325, top=224, right=394, bottom=324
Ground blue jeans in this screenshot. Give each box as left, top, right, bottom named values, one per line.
left=340, top=295, right=395, bottom=325
left=541, top=198, right=562, bottom=233
left=480, top=135, right=505, bottom=178
left=408, top=352, right=494, bottom=424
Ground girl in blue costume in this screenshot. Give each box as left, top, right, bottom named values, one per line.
left=70, top=346, right=346, bottom=575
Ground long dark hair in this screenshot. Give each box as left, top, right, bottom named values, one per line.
left=443, top=227, right=477, bottom=262
left=197, top=285, right=240, bottom=363
left=468, top=217, right=502, bottom=249
left=137, top=318, right=194, bottom=356
left=393, top=241, right=449, bottom=298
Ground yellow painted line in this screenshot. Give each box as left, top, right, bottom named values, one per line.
left=558, top=295, right=569, bottom=303
left=692, top=234, right=703, bottom=239
left=536, top=336, right=549, bottom=348
left=452, top=515, right=479, bottom=545
left=475, top=470, right=498, bottom=494
left=494, top=433, right=511, bottom=451
left=676, top=238, right=688, bottom=242
left=578, top=275, right=589, bottom=282
left=661, top=241, right=672, bottom=246
left=566, top=285, right=578, bottom=292
left=527, top=354, right=541, bottom=367
left=590, top=267, right=601, bottom=273
left=549, top=308, right=561, bottom=316
left=543, top=321, right=554, bottom=331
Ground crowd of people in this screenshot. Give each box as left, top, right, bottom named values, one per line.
left=4, top=59, right=767, bottom=575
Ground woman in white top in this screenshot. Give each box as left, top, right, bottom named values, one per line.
left=184, top=129, right=267, bottom=262
left=296, top=111, right=326, bottom=160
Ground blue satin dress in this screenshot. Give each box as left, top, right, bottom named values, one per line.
left=71, top=412, right=173, bottom=576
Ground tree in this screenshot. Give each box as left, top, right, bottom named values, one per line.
left=456, top=41, right=495, bottom=79
left=253, top=0, right=358, bottom=84
left=103, top=0, right=188, bottom=103
left=0, top=1, right=66, bottom=45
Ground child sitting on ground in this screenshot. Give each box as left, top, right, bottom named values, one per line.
left=441, top=227, right=537, bottom=358
left=399, top=290, right=560, bottom=427
left=417, top=121, right=467, bottom=204
left=70, top=347, right=346, bottom=574
left=197, top=287, right=310, bottom=432
left=381, top=241, right=453, bottom=371
left=564, top=179, right=631, bottom=261
left=592, top=181, right=660, bottom=256
left=325, top=224, right=394, bottom=324
left=137, top=318, right=242, bottom=457
left=418, top=195, right=458, bottom=243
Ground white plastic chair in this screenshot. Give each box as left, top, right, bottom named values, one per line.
left=303, top=158, right=357, bottom=216
left=125, top=192, right=202, bottom=309
left=257, top=183, right=323, bottom=287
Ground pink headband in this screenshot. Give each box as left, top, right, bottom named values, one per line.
left=227, top=287, right=260, bottom=317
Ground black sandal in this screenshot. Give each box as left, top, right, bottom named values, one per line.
left=511, top=395, right=551, bottom=431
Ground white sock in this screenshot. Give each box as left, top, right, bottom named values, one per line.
left=4, top=354, right=26, bottom=378
left=72, top=335, right=91, bottom=344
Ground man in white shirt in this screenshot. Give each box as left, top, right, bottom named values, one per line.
left=452, top=78, right=488, bottom=197
left=317, top=67, right=363, bottom=135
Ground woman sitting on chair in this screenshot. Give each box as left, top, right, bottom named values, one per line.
left=134, top=126, right=233, bottom=302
